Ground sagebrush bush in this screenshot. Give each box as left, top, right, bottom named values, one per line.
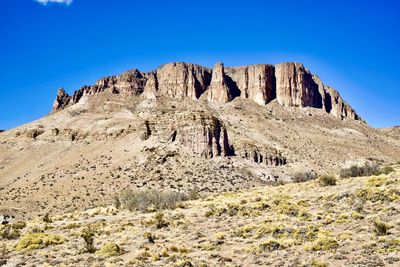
left=340, top=162, right=381, bottom=178
left=292, top=171, right=318, bottom=183
left=115, top=189, right=199, bottom=211
left=319, top=175, right=337, bottom=186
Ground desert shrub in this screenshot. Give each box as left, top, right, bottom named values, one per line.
left=340, top=162, right=381, bottom=178
left=304, top=234, right=339, bottom=251
left=116, top=189, right=197, bottom=212
left=154, top=212, right=169, bottom=229
left=16, top=233, right=64, bottom=251
left=96, top=242, right=123, bottom=257
left=11, top=221, right=26, bottom=230
left=372, top=219, right=393, bottom=236
left=0, top=226, right=20, bottom=240
left=0, top=244, right=9, bottom=266
left=63, top=223, right=80, bottom=230
left=319, top=175, right=337, bottom=186
left=42, top=213, right=52, bottom=223
left=309, top=259, right=328, bottom=267
left=144, top=232, right=156, bottom=243
left=258, top=239, right=283, bottom=252
left=380, top=166, right=395, bottom=175
left=80, top=227, right=96, bottom=253
left=292, top=171, right=318, bottom=183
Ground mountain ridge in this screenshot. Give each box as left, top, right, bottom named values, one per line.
left=52, top=61, right=361, bottom=122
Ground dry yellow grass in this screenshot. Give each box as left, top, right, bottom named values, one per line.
left=0, top=164, right=399, bottom=266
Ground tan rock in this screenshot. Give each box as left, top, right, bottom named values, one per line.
left=207, top=63, right=232, bottom=104
left=225, top=64, right=275, bottom=105
left=143, top=71, right=158, bottom=99
left=156, top=62, right=211, bottom=100
left=275, top=62, right=322, bottom=108
left=52, top=87, right=71, bottom=112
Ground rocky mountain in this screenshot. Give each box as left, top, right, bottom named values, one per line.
left=0, top=61, right=399, bottom=219
left=52, top=62, right=360, bottom=121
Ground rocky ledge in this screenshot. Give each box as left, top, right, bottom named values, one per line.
left=52, top=62, right=361, bottom=121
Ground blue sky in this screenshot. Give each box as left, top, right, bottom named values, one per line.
left=0, top=0, right=399, bottom=129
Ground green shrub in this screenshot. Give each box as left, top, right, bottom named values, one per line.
left=116, top=189, right=198, bottom=212
left=319, top=175, right=337, bottom=186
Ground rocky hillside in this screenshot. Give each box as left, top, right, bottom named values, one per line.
left=0, top=62, right=399, bottom=219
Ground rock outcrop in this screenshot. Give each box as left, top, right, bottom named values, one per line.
left=143, top=71, right=158, bottom=99
left=155, top=62, right=211, bottom=100
left=207, top=63, right=233, bottom=104
left=225, top=64, right=276, bottom=105
left=235, top=144, right=287, bottom=166
left=275, top=62, right=322, bottom=108
left=52, top=87, right=71, bottom=111
left=145, top=114, right=232, bottom=158
left=52, top=61, right=362, bottom=121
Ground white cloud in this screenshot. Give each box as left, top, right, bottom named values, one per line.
left=35, top=0, right=73, bottom=5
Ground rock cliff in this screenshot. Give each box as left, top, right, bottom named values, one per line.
left=225, top=64, right=275, bottom=105
left=155, top=62, right=211, bottom=100
left=207, top=63, right=233, bottom=104
left=52, top=61, right=361, bottom=121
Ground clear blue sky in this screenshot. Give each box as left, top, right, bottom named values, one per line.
left=1, top=0, right=399, bottom=129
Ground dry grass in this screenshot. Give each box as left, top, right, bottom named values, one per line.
left=1, top=164, right=399, bottom=266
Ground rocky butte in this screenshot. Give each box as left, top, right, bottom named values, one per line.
left=3, top=60, right=400, bottom=220
left=53, top=62, right=361, bottom=121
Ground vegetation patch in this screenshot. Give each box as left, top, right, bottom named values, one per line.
left=304, top=233, right=339, bottom=251
left=0, top=226, right=20, bottom=240
left=319, top=175, right=337, bottom=186
left=16, top=233, right=64, bottom=251
left=96, top=242, right=124, bottom=257
left=340, top=163, right=393, bottom=178
left=115, top=189, right=198, bottom=211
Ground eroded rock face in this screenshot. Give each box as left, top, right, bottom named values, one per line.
left=143, top=72, right=158, bottom=99
left=52, top=88, right=71, bottom=112
left=155, top=62, right=211, bottom=100
left=207, top=63, right=232, bottom=104
left=235, top=144, right=287, bottom=166
left=225, top=64, right=275, bottom=105
left=275, top=62, right=322, bottom=108
left=52, top=61, right=361, bottom=121
left=146, top=114, right=232, bottom=158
